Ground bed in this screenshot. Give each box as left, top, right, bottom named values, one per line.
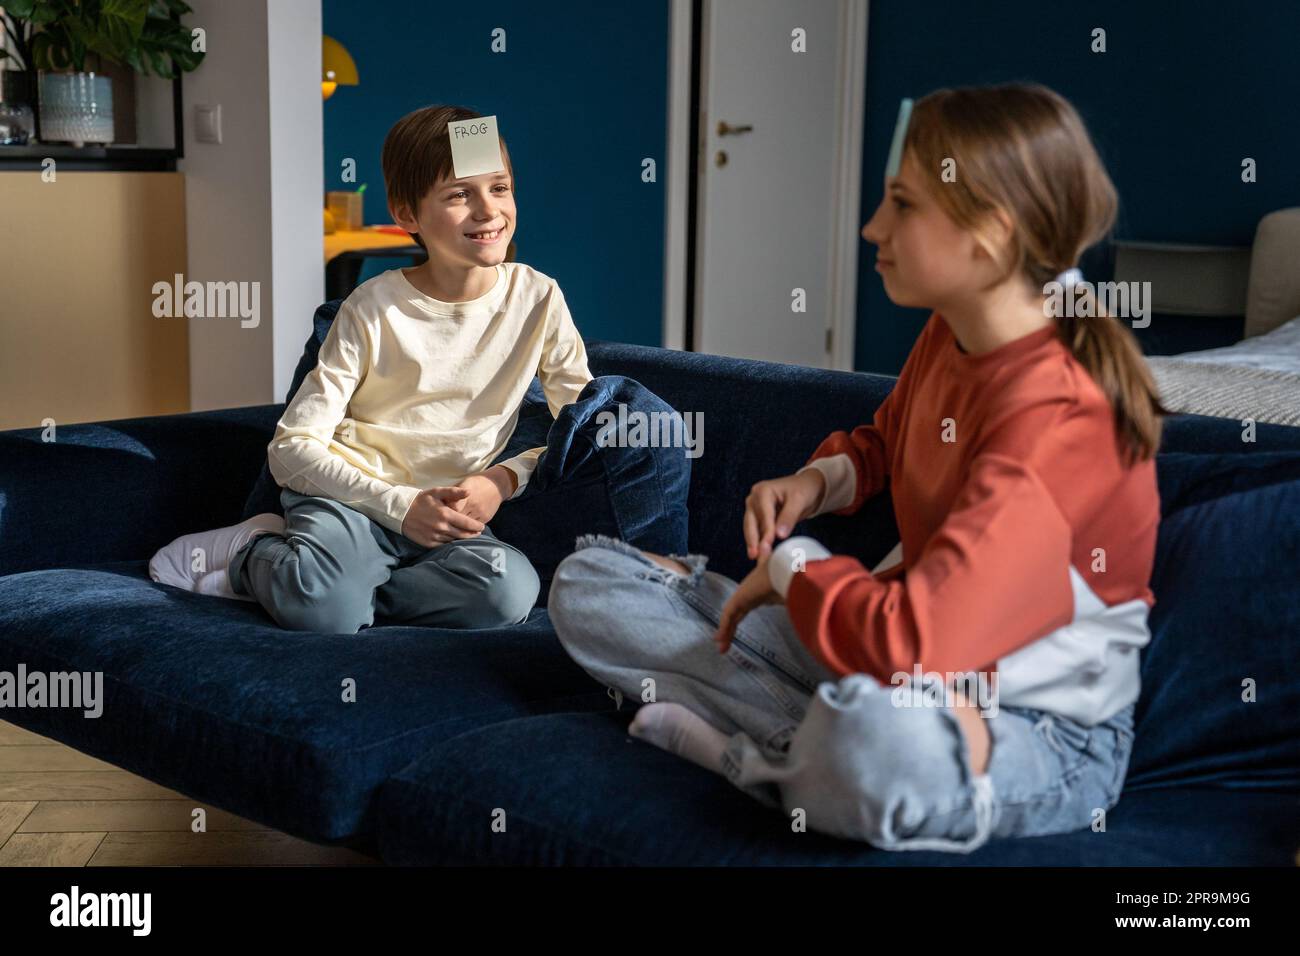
left=1140, top=207, right=1300, bottom=426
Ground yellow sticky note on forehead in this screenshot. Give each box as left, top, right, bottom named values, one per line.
left=448, top=116, right=505, bottom=178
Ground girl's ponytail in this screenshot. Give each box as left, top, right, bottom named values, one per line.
left=1053, top=286, right=1170, bottom=466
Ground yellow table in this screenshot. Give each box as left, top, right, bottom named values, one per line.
left=324, top=228, right=420, bottom=264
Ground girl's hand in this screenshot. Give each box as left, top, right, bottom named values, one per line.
left=402, top=486, right=486, bottom=547
left=715, top=558, right=783, bottom=654
left=743, top=469, right=826, bottom=560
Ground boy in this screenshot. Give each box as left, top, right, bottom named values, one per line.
left=150, top=106, right=688, bottom=633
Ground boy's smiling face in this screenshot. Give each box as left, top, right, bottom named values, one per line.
left=392, top=169, right=516, bottom=269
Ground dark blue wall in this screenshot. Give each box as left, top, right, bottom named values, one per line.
left=858, top=0, right=1300, bottom=374
left=323, top=2, right=1297, bottom=371
left=322, top=0, right=669, bottom=346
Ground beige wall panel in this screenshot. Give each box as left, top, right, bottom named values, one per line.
left=0, top=171, right=189, bottom=431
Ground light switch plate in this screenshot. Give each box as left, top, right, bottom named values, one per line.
left=195, top=103, right=222, bottom=144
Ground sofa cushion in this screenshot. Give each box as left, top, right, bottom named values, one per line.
left=374, top=710, right=1300, bottom=865
left=0, top=562, right=608, bottom=843
left=1158, top=410, right=1300, bottom=455
left=1155, top=450, right=1300, bottom=516
left=1129, top=470, right=1300, bottom=790
left=0, top=404, right=281, bottom=578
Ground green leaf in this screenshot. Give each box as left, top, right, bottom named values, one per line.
left=69, top=31, right=86, bottom=72
left=26, top=1, right=62, bottom=27
left=29, top=31, right=52, bottom=70
left=99, top=0, right=148, bottom=53
left=4, top=0, right=41, bottom=19
left=63, top=16, right=91, bottom=64
left=151, top=0, right=194, bottom=16
left=135, top=10, right=203, bottom=76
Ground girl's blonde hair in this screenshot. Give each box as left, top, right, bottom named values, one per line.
left=905, top=83, right=1168, bottom=464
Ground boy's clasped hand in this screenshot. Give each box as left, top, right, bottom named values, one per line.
left=399, top=464, right=518, bottom=548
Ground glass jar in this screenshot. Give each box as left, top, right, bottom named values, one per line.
left=0, top=70, right=37, bottom=145
left=0, top=100, right=35, bottom=145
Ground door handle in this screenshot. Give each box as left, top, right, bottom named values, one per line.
left=717, top=121, right=754, bottom=136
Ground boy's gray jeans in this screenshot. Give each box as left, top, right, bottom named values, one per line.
left=548, top=535, right=1136, bottom=853
left=229, top=488, right=539, bottom=633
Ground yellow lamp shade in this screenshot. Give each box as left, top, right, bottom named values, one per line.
left=322, top=35, right=359, bottom=100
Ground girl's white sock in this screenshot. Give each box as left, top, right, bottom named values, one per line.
left=628, top=701, right=728, bottom=773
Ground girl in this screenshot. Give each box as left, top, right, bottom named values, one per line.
left=548, top=84, right=1169, bottom=852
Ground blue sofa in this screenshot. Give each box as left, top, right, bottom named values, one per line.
left=2, top=304, right=1299, bottom=865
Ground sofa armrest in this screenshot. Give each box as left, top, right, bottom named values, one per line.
left=0, top=404, right=283, bottom=576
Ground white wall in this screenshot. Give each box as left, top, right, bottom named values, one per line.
left=181, top=0, right=323, bottom=411
left=267, top=0, right=325, bottom=402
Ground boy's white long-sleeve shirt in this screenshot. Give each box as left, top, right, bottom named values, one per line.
left=267, top=262, right=592, bottom=534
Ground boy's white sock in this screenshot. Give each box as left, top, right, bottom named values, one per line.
left=149, top=513, right=284, bottom=597
left=628, top=701, right=728, bottom=773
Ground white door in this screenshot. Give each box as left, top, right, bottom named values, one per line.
left=693, top=0, right=865, bottom=368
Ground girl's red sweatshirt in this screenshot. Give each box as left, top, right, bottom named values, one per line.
left=777, top=312, right=1160, bottom=726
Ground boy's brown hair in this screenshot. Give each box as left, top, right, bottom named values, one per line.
left=904, top=83, right=1169, bottom=465
left=381, top=105, right=514, bottom=251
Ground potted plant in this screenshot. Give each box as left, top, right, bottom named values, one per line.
left=4, top=0, right=204, bottom=147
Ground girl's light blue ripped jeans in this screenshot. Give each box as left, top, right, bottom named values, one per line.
left=547, top=535, right=1137, bottom=854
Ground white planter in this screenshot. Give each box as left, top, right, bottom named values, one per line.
left=39, top=72, right=114, bottom=147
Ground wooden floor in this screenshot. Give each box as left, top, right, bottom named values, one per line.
left=0, top=720, right=379, bottom=866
